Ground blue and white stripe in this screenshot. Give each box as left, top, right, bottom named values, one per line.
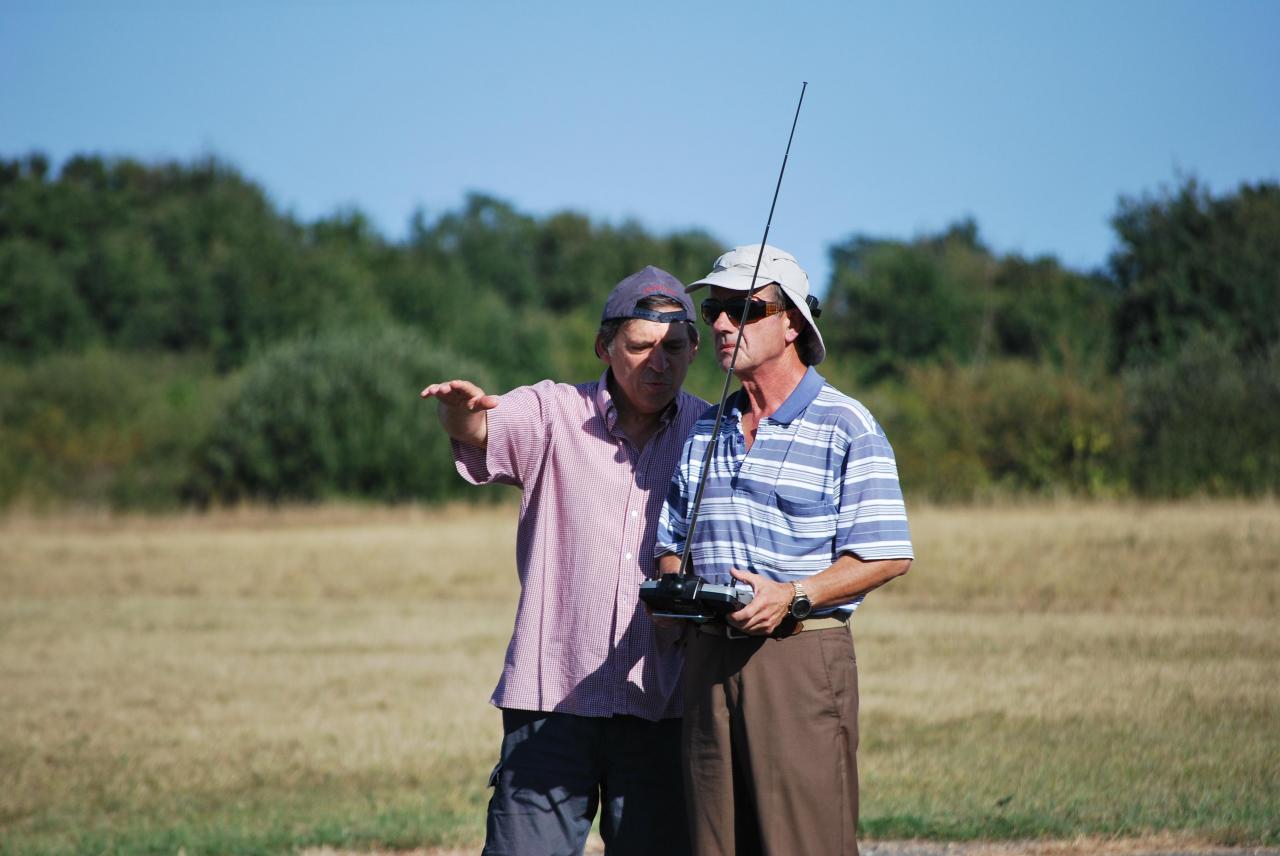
left=656, top=367, right=913, bottom=616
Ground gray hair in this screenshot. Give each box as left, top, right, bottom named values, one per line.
left=766, top=283, right=821, bottom=366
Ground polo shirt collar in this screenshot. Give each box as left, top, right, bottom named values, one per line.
left=727, top=365, right=825, bottom=426
left=771, top=366, right=826, bottom=424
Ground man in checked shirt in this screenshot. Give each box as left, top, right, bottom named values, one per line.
left=421, top=266, right=706, bottom=856
left=656, top=245, right=914, bottom=856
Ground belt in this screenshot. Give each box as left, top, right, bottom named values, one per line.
left=697, top=615, right=849, bottom=639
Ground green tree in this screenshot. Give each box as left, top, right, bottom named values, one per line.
left=991, top=256, right=1115, bottom=368
left=80, top=229, right=177, bottom=348
left=0, top=238, right=94, bottom=359
left=422, top=193, right=541, bottom=306
left=824, top=221, right=993, bottom=382
left=1110, top=177, right=1280, bottom=368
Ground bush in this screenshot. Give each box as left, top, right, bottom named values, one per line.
left=190, top=327, right=491, bottom=503
left=1125, top=336, right=1280, bottom=497
left=0, top=349, right=225, bottom=508
left=869, top=360, right=1133, bottom=501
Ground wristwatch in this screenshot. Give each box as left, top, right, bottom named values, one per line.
left=788, top=581, right=813, bottom=620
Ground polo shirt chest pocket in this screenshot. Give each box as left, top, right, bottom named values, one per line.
left=738, top=482, right=838, bottom=570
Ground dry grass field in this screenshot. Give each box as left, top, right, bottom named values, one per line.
left=1, top=501, right=1277, bottom=854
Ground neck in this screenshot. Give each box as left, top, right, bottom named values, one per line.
left=738, top=357, right=807, bottom=421
left=614, top=405, right=664, bottom=450
left=607, top=376, right=667, bottom=449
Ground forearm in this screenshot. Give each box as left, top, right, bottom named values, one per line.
left=657, top=552, right=682, bottom=575
left=805, top=553, right=912, bottom=610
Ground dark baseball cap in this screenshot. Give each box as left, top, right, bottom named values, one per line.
left=600, top=265, right=694, bottom=323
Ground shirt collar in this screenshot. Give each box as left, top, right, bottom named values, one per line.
left=771, top=366, right=825, bottom=424
left=726, top=365, right=825, bottom=426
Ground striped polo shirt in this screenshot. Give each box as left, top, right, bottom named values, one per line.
left=656, top=366, right=913, bottom=617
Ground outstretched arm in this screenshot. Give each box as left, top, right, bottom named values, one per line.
left=420, top=379, right=500, bottom=449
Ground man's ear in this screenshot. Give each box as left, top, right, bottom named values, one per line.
left=595, top=335, right=610, bottom=363
left=783, top=308, right=803, bottom=345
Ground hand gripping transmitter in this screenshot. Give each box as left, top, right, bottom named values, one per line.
left=639, top=573, right=754, bottom=622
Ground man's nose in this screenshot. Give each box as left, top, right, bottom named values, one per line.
left=711, top=311, right=736, bottom=336
left=649, top=346, right=669, bottom=371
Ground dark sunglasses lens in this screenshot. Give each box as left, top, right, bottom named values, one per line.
left=701, top=298, right=764, bottom=325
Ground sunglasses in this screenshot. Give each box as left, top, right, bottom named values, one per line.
left=700, top=297, right=788, bottom=326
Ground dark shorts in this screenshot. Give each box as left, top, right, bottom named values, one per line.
left=483, top=708, right=691, bottom=856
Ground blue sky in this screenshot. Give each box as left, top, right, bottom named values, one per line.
left=3, top=0, right=1277, bottom=292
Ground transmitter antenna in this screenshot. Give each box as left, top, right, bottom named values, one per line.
left=677, top=81, right=807, bottom=577
left=639, top=82, right=808, bottom=622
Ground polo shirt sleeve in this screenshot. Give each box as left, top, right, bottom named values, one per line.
left=453, top=381, right=552, bottom=488
left=835, top=430, right=915, bottom=561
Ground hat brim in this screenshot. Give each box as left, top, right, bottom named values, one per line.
left=686, top=268, right=774, bottom=294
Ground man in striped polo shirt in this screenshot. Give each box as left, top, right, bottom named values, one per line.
left=656, top=244, right=914, bottom=856
left=422, top=266, right=706, bottom=856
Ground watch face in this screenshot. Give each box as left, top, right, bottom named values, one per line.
left=791, top=596, right=813, bottom=620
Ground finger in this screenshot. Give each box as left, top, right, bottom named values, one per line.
left=737, top=614, right=772, bottom=636
left=728, top=599, right=761, bottom=625
left=423, top=380, right=485, bottom=406
left=422, top=381, right=465, bottom=400
left=448, top=379, right=483, bottom=397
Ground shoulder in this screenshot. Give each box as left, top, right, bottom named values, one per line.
left=501, top=378, right=556, bottom=397
left=505, top=378, right=595, bottom=404
left=497, top=379, right=599, bottom=426
left=805, top=382, right=885, bottom=439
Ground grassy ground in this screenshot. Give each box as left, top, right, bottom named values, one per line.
left=1, top=501, right=1277, bottom=854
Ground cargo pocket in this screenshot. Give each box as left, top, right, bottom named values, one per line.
left=487, top=761, right=502, bottom=788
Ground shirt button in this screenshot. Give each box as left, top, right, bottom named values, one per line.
left=631, top=511, right=638, bottom=518
left=625, top=552, right=633, bottom=560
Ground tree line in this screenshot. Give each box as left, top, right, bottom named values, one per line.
left=1, top=153, right=1277, bottom=507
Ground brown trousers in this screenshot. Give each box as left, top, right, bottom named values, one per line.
left=681, top=625, right=860, bottom=856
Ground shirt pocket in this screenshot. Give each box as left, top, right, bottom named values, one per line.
left=744, top=485, right=837, bottom=571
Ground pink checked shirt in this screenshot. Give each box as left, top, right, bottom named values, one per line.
left=453, top=372, right=708, bottom=721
